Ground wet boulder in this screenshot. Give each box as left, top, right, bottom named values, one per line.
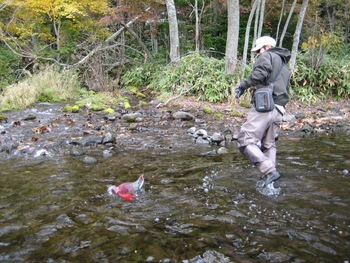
left=122, top=112, right=143, bottom=122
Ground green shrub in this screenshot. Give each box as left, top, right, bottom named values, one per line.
left=121, top=61, right=164, bottom=87
left=291, top=54, right=350, bottom=104
left=148, top=53, right=238, bottom=102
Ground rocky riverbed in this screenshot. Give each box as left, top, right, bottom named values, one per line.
left=1, top=96, right=350, bottom=263
left=0, top=97, right=349, bottom=161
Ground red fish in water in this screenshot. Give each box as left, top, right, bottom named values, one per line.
left=112, top=174, right=145, bottom=201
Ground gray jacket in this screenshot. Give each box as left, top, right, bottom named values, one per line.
left=240, top=47, right=291, bottom=106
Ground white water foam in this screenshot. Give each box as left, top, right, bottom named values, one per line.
left=256, top=181, right=281, bottom=196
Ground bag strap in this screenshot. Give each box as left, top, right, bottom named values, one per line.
left=269, top=53, right=285, bottom=84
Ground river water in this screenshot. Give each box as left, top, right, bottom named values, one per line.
left=1, top=131, right=349, bottom=262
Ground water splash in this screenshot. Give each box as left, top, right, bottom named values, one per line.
left=256, top=180, right=281, bottom=196
left=107, top=185, right=115, bottom=196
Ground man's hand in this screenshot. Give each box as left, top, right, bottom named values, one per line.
left=235, top=85, right=245, bottom=99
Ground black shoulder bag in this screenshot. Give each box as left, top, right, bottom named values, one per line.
left=253, top=60, right=285, bottom=112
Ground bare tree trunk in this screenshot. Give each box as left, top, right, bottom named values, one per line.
left=252, top=0, right=261, bottom=49
left=325, top=2, right=335, bottom=32
left=225, top=0, right=239, bottom=74
left=195, top=0, right=199, bottom=52
left=53, top=19, right=61, bottom=51
left=211, top=0, right=219, bottom=25
left=150, top=22, right=158, bottom=53
left=191, top=0, right=205, bottom=52
left=257, top=0, right=265, bottom=37
left=275, top=0, right=285, bottom=43
left=290, top=0, right=309, bottom=71
left=243, top=0, right=258, bottom=65
left=165, top=0, right=180, bottom=63
left=279, top=0, right=297, bottom=47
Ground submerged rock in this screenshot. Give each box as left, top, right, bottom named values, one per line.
left=186, top=250, right=231, bottom=263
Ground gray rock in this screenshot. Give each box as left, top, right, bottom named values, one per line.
left=34, top=149, right=50, bottom=157
left=195, top=137, right=210, bottom=144
left=172, top=111, right=195, bottom=120
left=103, top=149, right=113, bottom=158
left=122, top=113, right=142, bottom=122
left=194, top=129, right=208, bottom=139
left=71, top=147, right=85, bottom=156
left=283, top=114, right=296, bottom=122
left=210, top=132, right=224, bottom=145
left=217, top=147, right=228, bottom=154
left=187, top=127, right=196, bottom=134
left=22, top=114, right=36, bottom=121
left=301, top=125, right=313, bottom=133
left=56, top=214, right=73, bottom=228
left=201, top=150, right=217, bottom=156
left=102, top=132, right=116, bottom=144
left=83, top=156, right=98, bottom=164
left=81, top=136, right=103, bottom=146
left=232, top=132, right=239, bottom=140
left=188, top=250, right=232, bottom=263
left=105, top=114, right=116, bottom=121
left=295, top=112, right=305, bottom=119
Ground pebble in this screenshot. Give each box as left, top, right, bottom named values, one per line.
left=34, top=149, right=50, bottom=157
left=217, top=147, right=228, bottom=154
left=102, top=149, right=113, bottom=158
left=146, top=256, right=155, bottom=262
left=83, top=156, right=98, bottom=164
left=71, top=147, right=85, bottom=157
left=342, top=169, right=349, bottom=176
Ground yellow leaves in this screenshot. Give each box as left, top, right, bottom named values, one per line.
left=1, top=0, right=108, bottom=42
left=301, top=32, right=343, bottom=51
left=6, top=0, right=108, bottom=20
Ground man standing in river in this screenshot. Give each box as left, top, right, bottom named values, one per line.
left=235, top=36, right=291, bottom=187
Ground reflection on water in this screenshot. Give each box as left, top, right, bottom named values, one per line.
left=0, top=133, right=349, bottom=262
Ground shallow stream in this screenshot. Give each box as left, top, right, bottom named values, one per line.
left=1, top=131, right=349, bottom=262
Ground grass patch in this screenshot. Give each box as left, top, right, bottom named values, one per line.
left=0, top=66, right=82, bottom=111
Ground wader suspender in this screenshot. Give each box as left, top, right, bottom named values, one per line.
left=269, top=53, right=285, bottom=85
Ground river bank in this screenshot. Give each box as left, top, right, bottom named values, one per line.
left=0, top=96, right=349, bottom=160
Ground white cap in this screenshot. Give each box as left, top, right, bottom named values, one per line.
left=251, top=36, right=276, bottom=53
